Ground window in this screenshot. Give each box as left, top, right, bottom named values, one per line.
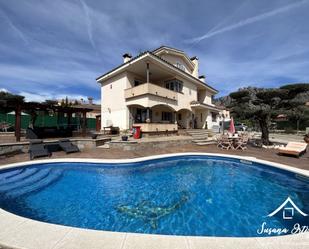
left=212, top=112, right=217, bottom=122
left=110, top=84, right=112, bottom=89
left=178, top=113, right=182, bottom=120
left=165, top=79, right=183, bottom=93
left=175, top=62, right=186, bottom=71
left=162, top=112, right=172, bottom=122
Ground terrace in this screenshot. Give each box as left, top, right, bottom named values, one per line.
left=1, top=142, right=308, bottom=170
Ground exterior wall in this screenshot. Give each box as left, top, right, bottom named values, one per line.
left=159, top=54, right=193, bottom=74
left=177, top=77, right=197, bottom=110
left=177, top=109, right=191, bottom=128
left=206, top=111, right=214, bottom=129
left=194, top=109, right=208, bottom=129
left=151, top=105, right=175, bottom=123
left=204, top=91, right=214, bottom=105
left=101, top=72, right=130, bottom=130
left=126, top=71, right=144, bottom=88
left=134, top=123, right=177, bottom=132
left=125, top=78, right=197, bottom=112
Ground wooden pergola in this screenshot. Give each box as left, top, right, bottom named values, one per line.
left=1, top=101, right=93, bottom=141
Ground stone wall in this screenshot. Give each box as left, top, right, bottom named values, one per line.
left=108, top=138, right=191, bottom=151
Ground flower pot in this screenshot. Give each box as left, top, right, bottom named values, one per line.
left=121, top=135, right=128, bottom=141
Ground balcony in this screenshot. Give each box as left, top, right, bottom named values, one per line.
left=190, top=100, right=220, bottom=112
left=133, top=123, right=177, bottom=132
left=124, top=83, right=178, bottom=101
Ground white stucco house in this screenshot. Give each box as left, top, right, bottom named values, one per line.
left=96, top=46, right=223, bottom=133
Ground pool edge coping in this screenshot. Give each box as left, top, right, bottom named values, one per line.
left=0, top=152, right=309, bottom=249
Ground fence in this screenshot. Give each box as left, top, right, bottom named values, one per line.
left=0, top=113, right=96, bottom=130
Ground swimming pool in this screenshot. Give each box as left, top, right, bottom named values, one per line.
left=0, top=154, right=308, bottom=237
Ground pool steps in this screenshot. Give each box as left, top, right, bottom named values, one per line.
left=0, top=168, right=39, bottom=186
left=0, top=168, right=63, bottom=198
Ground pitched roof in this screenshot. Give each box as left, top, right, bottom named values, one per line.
left=152, top=46, right=195, bottom=69
left=96, top=50, right=218, bottom=93
left=152, top=45, right=185, bottom=54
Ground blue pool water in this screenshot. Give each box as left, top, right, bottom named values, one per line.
left=0, top=155, right=308, bottom=237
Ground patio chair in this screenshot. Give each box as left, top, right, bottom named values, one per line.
left=220, top=135, right=233, bottom=150
left=234, top=135, right=249, bottom=150
left=58, top=139, right=80, bottom=154
left=278, top=142, right=308, bottom=158
left=29, top=140, right=51, bottom=160
left=215, top=134, right=223, bottom=148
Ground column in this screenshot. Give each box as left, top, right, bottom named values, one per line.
left=15, top=105, right=21, bottom=142
left=146, top=63, right=150, bottom=83
left=82, top=110, right=87, bottom=137
left=67, top=111, right=72, bottom=128
left=146, top=107, right=150, bottom=123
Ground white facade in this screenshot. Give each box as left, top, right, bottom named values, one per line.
left=97, top=46, right=222, bottom=132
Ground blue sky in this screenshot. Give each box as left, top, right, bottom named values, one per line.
left=0, top=0, right=309, bottom=102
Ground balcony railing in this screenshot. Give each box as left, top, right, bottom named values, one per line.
left=124, top=83, right=177, bottom=101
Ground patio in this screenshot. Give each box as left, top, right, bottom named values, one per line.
left=1, top=143, right=308, bottom=170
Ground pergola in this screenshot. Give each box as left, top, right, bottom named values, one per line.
left=1, top=101, right=93, bottom=141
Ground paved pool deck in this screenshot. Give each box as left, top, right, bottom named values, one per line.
left=1, top=142, right=308, bottom=170
left=0, top=153, right=309, bottom=249
left=0, top=145, right=308, bottom=249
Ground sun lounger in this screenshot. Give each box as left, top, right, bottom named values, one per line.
left=278, top=142, right=308, bottom=157
left=29, top=140, right=51, bottom=160
left=58, top=139, right=80, bottom=154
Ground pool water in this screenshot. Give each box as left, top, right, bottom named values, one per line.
left=0, top=156, right=308, bottom=237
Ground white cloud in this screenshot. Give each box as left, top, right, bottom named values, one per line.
left=0, top=88, right=8, bottom=92
left=0, top=9, right=29, bottom=45
left=78, top=0, right=96, bottom=50
left=19, top=91, right=100, bottom=104
left=188, top=0, right=309, bottom=43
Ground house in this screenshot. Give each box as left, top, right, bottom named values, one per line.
left=57, top=97, right=101, bottom=119
left=96, top=46, right=221, bottom=133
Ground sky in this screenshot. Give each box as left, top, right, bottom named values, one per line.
left=0, top=0, right=309, bottom=102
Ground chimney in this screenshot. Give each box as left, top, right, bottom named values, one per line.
left=199, top=75, right=205, bottom=82
left=191, top=56, right=199, bottom=78
left=123, top=53, right=132, bottom=63
left=88, top=97, right=93, bottom=105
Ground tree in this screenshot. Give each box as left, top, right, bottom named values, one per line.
left=229, top=84, right=309, bottom=145
left=279, top=84, right=309, bottom=133
left=229, top=87, right=288, bottom=145
left=43, top=99, right=58, bottom=106
left=0, top=91, right=24, bottom=111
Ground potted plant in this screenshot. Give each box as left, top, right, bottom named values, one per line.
left=121, top=129, right=129, bottom=141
